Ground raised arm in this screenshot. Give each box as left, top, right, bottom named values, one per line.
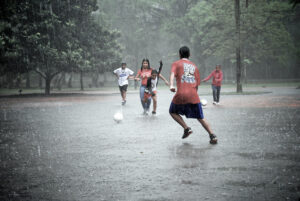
left=202, top=71, right=213, bottom=82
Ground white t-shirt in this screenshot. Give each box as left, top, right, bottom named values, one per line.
left=146, top=77, right=158, bottom=92
left=151, top=77, right=158, bottom=92
left=113, top=68, right=134, bottom=86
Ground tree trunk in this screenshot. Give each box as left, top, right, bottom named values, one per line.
left=45, top=76, right=51, bottom=95
left=26, top=72, right=30, bottom=88
left=80, top=70, right=84, bottom=91
left=235, top=0, right=243, bottom=93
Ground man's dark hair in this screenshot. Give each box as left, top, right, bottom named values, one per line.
left=179, top=46, right=190, bottom=59
left=121, top=62, right=126, bottom=65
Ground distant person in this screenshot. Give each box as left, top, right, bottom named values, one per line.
left=113, top=62, right=134, bottom=105
left=143, top=68, right=169, bottom=115
left=169, top=46, right=217, bottom=144
left=202, top=64, right=223, bottom=105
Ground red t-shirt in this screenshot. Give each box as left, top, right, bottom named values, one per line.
left=203, top=70, right=223, bottom=86
left=137, top=68, right=152, bottom=86
left=171, top=59, right=200, bottom=104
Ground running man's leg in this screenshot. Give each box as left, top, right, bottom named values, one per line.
left=119, top=86, right=123, bottom=99
left=170, top=113, right=189, bottom=129
left=122, top=90, right=126, bottom=101
left=197, top=118, right=213, bottom=135
left=152, top=95, right=157, bottom=113
left=198, top=118, right=218, bottom=144
left=122, top=85, right=128, bottom=102
left=170, top=113, right=193, bottom=139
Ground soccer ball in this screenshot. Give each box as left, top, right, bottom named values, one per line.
left=113, top=112, right=123, bottom=123
left=201, top=98, right=208, bottom=106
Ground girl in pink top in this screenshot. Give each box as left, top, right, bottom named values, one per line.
left=135, top=59, right=153, bottom=114
left=202, top=65, right=223, bottom=105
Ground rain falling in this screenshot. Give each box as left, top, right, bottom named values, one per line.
left=0, top=0, right=299, bottom=201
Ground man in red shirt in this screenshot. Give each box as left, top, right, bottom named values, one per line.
left=202, top=65, right=223, bottom=105
left=169, top=46, right=217, bottom=144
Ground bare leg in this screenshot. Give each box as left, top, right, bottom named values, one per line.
left=170, top=113, right=188, bottom=129
left=120, top=90, right=123, bottom=100
left=122, top=91, right=126, bottom=101
left=152, top=95, right=157, bottom=112
left=197, top=118, right=213, bottom=135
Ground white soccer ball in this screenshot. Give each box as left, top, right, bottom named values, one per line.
left=201, top=98, right=208, bottom=106
left=113, top=112, right=123, bottom=123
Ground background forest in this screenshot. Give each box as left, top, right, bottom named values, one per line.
left=0, top=0, right=299, bottom=94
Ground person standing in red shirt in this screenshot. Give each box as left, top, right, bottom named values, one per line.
left=169, top=46, right=217, bottom=144
left=202, top=65, right=223, bottom=105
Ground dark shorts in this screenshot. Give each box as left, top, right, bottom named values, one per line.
left=169, top=102, right=204, bottom=119
left=119, top=84, right=128, bottom=92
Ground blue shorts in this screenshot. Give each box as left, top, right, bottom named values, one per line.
left=169, top=102, right=204, bottom=119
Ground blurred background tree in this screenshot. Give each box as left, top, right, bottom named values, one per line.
left=0, top=0, right=121, bottom=94
left=0, top=0, right=299, bottom=94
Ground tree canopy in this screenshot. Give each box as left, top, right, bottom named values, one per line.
left=0, top=0, right=122, bottom=94
left=1, top=0, right=299, bottom=93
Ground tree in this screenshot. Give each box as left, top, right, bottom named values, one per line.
left=235, top=0, right=242, bottom=92
left=1, top=0, right=122, bottom=94
left=160, top=0, right=298, bottom=83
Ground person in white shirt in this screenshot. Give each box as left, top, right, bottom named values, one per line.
left=113, top=63, right=134, bottom=105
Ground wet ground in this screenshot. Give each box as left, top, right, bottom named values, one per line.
left=0, top=86, right=299, bottom=201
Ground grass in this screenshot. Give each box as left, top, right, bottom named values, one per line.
left=0, top=86, right=135, bottom=96
left=0, top=81, right=299, bottom=96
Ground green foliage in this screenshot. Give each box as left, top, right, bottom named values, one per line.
left=159, top=0, right=298, bottom=79
left=0, top=0, right=122, bottom=93
left=96, top=0, right=171, bottom=72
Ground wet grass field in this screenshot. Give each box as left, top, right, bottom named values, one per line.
left=0, top=86, right=299, bottom=201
